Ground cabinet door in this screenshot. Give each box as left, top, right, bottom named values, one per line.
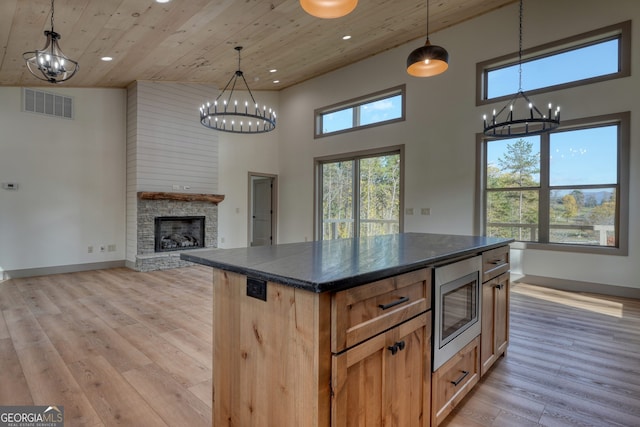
left=494, top=272, right=509, bottom=356
left=480, top=272, right=510, bottom=376
left=331, top=314, right=431, bottom=427
left=480, top=279, right=497, bottom=376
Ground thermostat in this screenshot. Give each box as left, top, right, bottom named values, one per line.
left=2, top=183, right=18, bottom=190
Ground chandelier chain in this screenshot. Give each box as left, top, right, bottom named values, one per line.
left=518, top=0, right=523, bottom=92
left=50, top=0, right=55, bottom=32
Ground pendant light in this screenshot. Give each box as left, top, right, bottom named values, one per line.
left=300, top=0, right=358, bottom=19
left=482, top=0, right=560, bottom=137
left=406, top=0, right=449, bottom=77
left=200, top=47, right=276, bottom=134
left=23, top=0, right=79, bottom=84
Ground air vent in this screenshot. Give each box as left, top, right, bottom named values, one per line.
left=23, top=88, right=73, bottom=119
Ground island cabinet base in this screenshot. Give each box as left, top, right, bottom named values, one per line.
left=212, top=268, right=332, bottom=427
left=431, top=336, right=480, bottom=426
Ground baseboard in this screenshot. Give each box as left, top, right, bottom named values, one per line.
left=514, top=274, right=640, bottom=299
left=2, top=260, right=127, bottom=280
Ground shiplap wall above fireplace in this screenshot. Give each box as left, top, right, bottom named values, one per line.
left=125, top=81, right=220, bottom=268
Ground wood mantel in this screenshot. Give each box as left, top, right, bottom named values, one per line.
left=137, top=192, right=225, bottom=204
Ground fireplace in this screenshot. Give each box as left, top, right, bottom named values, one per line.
left=155, top=216, right=205, bottom=252
left=133, top=192, right=224, bottom=271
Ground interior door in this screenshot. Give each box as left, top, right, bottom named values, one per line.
left=251, top=176, right=274, bottom=246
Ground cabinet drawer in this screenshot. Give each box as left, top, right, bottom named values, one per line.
left=332, top=268, right=431, bottom=353
left=482, top=245, right=510, bottom=282
left=431, top=336, right=480, bottom=426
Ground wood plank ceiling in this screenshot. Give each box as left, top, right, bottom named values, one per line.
left=0, top=0, right=516, bottom=90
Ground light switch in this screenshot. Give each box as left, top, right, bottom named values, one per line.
left=2, top=182, right=18, bottom=190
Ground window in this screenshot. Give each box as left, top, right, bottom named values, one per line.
left=477, top=21, right=630, bottom=105
left=315, top=86, right=405, bottom=138
left=315, top=147, right=403, bottom=240
left=478, top=113, right=629, bottom=255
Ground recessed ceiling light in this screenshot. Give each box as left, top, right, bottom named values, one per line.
left=269, top=69, right=277, bottom=73
left=101, top=56, right=113, bottom=62
left=273, top=80, right=280, bottom=84
left=342, top=35, right=352, bottom=40
left=156, top=0, right=171, bottom=3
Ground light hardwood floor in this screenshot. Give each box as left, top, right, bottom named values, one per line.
left=443, top=282, right=640, bottom=427
left=0, top=266, right=213, bottom=427
left=1, top=266, right=639, bottom=426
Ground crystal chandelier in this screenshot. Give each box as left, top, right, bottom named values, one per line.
left=200, top=47, right=276, bottom=134
left=23, top=0, right=79, bottom=84
left=482, top=0, right=560, bottom=138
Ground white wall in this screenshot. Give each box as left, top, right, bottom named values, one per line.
left=0, top=86, right=126, bottom=274
left=217, top=91, right=280, bottom=248
left=277, top=0, right=640, bottom=291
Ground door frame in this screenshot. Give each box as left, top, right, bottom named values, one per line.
left=248, top=172, right=278, bottom=247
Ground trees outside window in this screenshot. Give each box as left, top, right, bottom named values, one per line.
left=317, top=148, right=402, bottom=240
left=480, top=113, right=629, bottom=254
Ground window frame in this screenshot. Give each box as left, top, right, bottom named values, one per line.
left=314, top=145, right=405, bottom=240
left=476, top=21, right=631, bottom=106
left=476, top=112, right=630, bottom=256
left=314, top=85, right=406, bottom=138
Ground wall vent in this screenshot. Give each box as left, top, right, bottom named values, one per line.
left=23, top=88, right=74, bottom=119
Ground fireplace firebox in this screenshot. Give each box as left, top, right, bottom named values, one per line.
left=154, top=216, right=205, bottom=252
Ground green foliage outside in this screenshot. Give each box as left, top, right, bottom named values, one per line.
left=322, top=154, right=400, bottom=240
left=487, top=139, right=616, bottom=246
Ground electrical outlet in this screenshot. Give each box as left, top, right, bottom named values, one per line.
left=108, top=244, right=116, bottom=252
left=406, top=208, right=414, bottom=215
left=421, top=208, right=431, bottom=215
left=88, top=246, right=93, bottom=253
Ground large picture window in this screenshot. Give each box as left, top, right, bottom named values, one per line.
left=315, top=147, right=403, bottom=240
left=478, top=113, right=629, bottom=255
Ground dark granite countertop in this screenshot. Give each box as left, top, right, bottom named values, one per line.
left=181, top=232, right=513, bottom=293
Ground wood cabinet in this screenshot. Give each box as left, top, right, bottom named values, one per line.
left=331, top=268, right=432, bottom=427
left=211, top=267, right=432, bottom=427
left=331, top=314, right=431, bottom=427
left=431, top=336, right=480, bottom=426
left=480, top=246, right=510, bottom=376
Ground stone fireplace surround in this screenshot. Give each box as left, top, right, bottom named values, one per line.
left=135, top=192, right=224, bottom=271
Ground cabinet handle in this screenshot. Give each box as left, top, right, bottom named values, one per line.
left=489, top=259, right=505, bottom=265
left=495, top=283, right=504, bottom=290
left=387, top=340, right=406, bottom=355
left=451, top=370, right=469, bottom=386
left=378, top=296, right=409, bottom=310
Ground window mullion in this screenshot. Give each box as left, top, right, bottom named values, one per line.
left=538, top=134, right=550, bottom=243
left=353, top=158, right=360, bottom=239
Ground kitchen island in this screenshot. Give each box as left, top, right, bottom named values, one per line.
left=182, top=232, right=512, bottom=426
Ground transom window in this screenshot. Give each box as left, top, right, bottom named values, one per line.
left=477, top=21, right=630, bottom=105
left=315, top=86, right=405, bottom=138
left=315, top=147, right=403, bottom=240
left=477, top=113, right=629, bottom=255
